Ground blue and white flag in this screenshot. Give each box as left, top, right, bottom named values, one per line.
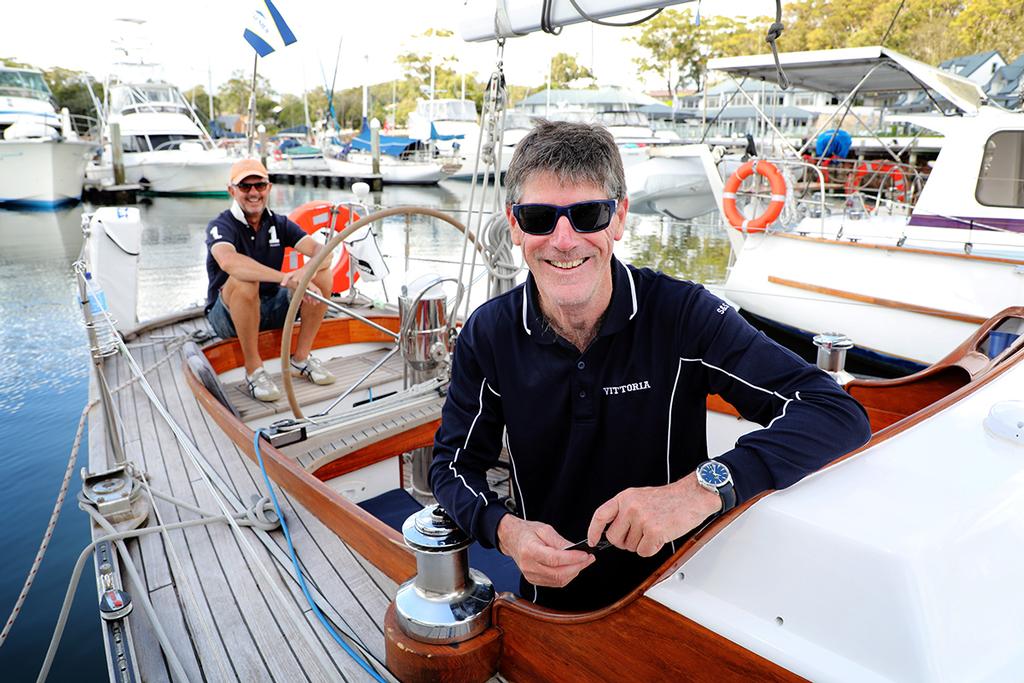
left=243, top=0, right=297, bottom=57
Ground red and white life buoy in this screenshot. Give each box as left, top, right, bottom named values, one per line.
left=284, top=201, right=360, bottom=294
left=722, top=159, right=787, bottom=232
left=273, top=148, right=283, bottom=161
left=844, top=161, right=907, bottom=205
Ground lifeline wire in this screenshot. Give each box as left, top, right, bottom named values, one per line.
left=253, top=430, right=388, bottom=683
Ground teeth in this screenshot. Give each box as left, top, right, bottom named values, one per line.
left=550, top=258, right=585, bottom=269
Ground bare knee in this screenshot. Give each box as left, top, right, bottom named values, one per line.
left=222, top=277, right=259, bottom=308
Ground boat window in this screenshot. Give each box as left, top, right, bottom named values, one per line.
left=121, top=135, right=149, bottom=153
left=0, top=69, right=51, bottom=100
left=147, top=134, right=201, bottom=151
left=976, top=131, right=1024, bottom=208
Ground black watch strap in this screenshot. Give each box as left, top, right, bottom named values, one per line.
left=718, top=481, right=737, bottom=513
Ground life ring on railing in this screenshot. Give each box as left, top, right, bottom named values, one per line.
left=844, top=161, right=907, bottom=206
left=284, top=201, right=360, bottom=294
left=722, top=159, right=787, bottom=232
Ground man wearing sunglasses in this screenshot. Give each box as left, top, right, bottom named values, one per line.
left=204, top=158, right=336, bottom=402
left=430, top=120, right=870, bottom=611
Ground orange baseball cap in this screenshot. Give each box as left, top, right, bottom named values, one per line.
left=230, top=158, right=270, bottom=185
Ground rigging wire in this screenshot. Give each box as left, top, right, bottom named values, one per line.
left=881, top=0, right=908, bottom=46
left=565, top=0, right=662, bottom=27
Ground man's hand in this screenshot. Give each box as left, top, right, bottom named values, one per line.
left=587, top=473, right=722, bottom=558
left=280, top=269, right=323, bottom=304
left=497, top=515, right=594, bottom=588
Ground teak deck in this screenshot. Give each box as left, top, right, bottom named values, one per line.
left=87, top=318, right=405, bottom=682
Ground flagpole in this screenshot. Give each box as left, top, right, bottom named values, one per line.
left=248, top=53, right=258, bottom=157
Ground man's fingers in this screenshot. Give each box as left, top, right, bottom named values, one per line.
left=534, top=523, right=572, bottom=549
left=587, top=498, right=619, bottom=546
left=636, top=532, right=666, bottom=558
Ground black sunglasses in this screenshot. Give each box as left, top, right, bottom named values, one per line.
left=235, top=180, right=270, bottom=191
left=511, top=199, right=617, bottom=236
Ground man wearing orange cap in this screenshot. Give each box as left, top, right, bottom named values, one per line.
left=205, top=158, right=336, bottom=402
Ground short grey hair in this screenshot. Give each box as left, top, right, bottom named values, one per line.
left=504, top=119, right=625, bottom=205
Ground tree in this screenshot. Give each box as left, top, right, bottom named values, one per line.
left=217, top=69, right=278, bottom=122
left=954, top=0, right=1024, bottom=63
left=548, top=52, right=594, bottom=88
left=182, top=85, right=219, bottom=128
left=630, top=9, right=705, bottom=94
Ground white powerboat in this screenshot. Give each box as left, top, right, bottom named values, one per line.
left=87, top=81, right=234, bottom=195
left=0, top=66, right=95, bottom=208
left=704, top=47, right=1024, bottom=370
left=407, top=98, right=511, bottom=181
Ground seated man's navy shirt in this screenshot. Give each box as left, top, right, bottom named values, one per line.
left=205, top=204, right=308, bottom=313
left=430, top=257, right=871, bottom=611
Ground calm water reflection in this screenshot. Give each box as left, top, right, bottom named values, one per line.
left=0, top=180, right=729, bottom=680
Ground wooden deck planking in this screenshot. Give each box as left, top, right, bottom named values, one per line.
left=230, top=348, right=405, bottom=421
left=87, top=321, right=394, bottom=682
left=148, top=328, right=354, bottom=682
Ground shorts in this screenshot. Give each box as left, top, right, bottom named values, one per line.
left=206, top=287, right=294, bottom=340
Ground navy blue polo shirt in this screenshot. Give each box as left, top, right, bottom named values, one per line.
left=430, top=257, right=870, bottom=611
left=204, top=205, right=309, bottom=312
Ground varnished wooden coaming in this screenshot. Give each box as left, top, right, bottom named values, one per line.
left=187, top=308, right=1024, bottom=681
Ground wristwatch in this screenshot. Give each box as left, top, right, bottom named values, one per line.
left=696, top=460, right=737, bottom=513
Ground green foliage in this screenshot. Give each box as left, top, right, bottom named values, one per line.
left=953, top=0, right=1024, bottom=61
left=182, top=85, right=218, bottom=128
left=549, top=52, right=594, bottom=88
left=217, top=69, right=278, bottom=123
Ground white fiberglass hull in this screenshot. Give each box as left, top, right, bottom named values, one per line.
left=88, top=149, right=234, bottom=194
left=446, top=152, right=511, bottom=181
left=326, top=156, right=454, bottom=185
left=0, top=138, right=93, bottom=207
left=723, top=215, right=1024, bottom=365
left=626, top=156, right=716, bottom=220
left=268, top=154, right=328, bottom=172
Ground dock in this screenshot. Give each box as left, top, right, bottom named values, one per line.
left=270, top=170, right=383, bottom=192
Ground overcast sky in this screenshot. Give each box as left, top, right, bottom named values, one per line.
left=3, top=0, right=769, bottom=95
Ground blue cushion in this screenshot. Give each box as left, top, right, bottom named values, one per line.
left=358, top=488, right=521, bottom=595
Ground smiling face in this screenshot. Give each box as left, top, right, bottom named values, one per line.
left=508, top=171, right=628, bottom=327
left=227, top=175, right=271, bottom=225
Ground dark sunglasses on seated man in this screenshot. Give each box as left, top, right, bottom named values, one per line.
left=511, top=199, right=617, bottom=236
left=235, top=180, right=270, bottom=191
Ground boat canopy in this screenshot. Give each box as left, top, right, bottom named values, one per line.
left=708, top=46, right=985, bottom=115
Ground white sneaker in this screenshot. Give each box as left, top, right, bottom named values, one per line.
left=290, top=354, right=336, bottom=385
left=246, top=367, right=281, bottom=402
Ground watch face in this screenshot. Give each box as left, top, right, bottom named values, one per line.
left=699, top=461, right=731, bottom=487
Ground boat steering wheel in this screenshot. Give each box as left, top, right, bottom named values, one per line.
left=279, top=206, right=478, bottom=419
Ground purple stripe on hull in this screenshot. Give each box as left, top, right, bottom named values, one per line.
left=909, top=214, right=1024, bottom=233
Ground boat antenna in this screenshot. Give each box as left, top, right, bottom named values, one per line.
left=880, top=0, right=908, bottom=46
left=766, top=0, right=790, bottom=90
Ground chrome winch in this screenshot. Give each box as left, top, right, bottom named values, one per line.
left=393, top=505, right=494, bottom=644
left=813, top=332, right=855, bottom=385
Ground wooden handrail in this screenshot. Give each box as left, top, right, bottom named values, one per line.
left=767, top=275, right=988, bottom=325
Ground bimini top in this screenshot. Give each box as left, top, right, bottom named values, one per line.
left=708, top=46, right=985, bottom=115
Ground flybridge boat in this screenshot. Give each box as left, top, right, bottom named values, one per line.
left=0, top=65, right=95, bottom=208
left=701, top=47, right=1024, bottom=371
left=408, top=98, right=512, bottom=181
left=65, top=194, right=1024, bottom=682
left=86, top=81, right=234, bottom=195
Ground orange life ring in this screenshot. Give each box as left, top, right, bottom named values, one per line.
left=722, top=159, right=787, bottom=232
left=844, top=161, right=906, bottom=205
left=284, top=200, right=360, bottom=294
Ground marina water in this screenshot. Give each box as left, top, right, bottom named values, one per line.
left=0, top=181, right=729, bottom=681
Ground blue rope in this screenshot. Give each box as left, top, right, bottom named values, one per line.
left=252, top=430, right=387, bottom=682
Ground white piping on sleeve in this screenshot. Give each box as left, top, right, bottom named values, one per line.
left=625, top=264, right=638, bottom=320
left=678, top=356, right=797, bottom=448
left=521, top=289, right=531, bottom=335
left=665, top=358, right=685, bottom=555
left=487, top=382, right=501, bottom=398
left=503, top=430, right=526, bottom=521
left=448, top=377, right=491, bottom=503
